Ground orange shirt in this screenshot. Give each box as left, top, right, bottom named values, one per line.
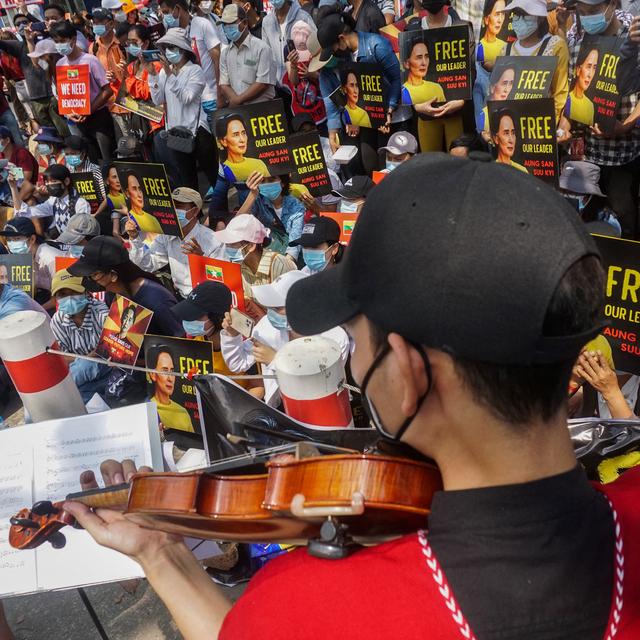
left=124, top=61, right=165, bottom=132
left=94, top=35, right=127, bottom=115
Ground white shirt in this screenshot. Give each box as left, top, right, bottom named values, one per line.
left=186, top=16, right=221, bottom=101
left=599, top=375, right=640, bottom=419
left=221, top=319, right=349, bottom=406
left=35, top=242, right=64, bottom=291
left=149, top=61, right=209, bottom=133
left=128, top=223, right=225, bottom=297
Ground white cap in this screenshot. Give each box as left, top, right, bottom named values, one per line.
left=252, top=270, right=307, bottom=308
left=101, top=0, right=124, bottom=9
left=215, top=214, right=270, bottom=245
left=27, top=38, right=58, bottom=58
left=503, top=0, right=547, bottom=16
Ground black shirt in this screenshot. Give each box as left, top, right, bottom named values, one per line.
left=428, top=466, right=614, bottom=640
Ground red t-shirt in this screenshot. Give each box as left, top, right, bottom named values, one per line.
left=3, top=146, right=39, bottom=184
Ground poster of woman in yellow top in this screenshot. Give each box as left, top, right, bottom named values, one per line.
left=341, top=71, right=373, bottom=128
left=329, top=64, right=387, bottom=129
left=564, top=47, right=598, bottom=127
left=401, top=38, right=445, bottom=106
left=214, top=100, right=294, bottom=179
left=478, top=0, right=510, bottom=70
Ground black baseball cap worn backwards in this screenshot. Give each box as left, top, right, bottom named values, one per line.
left=286, top=153, right=603, bottom=365
left=67, top=236, right=129, bottom=277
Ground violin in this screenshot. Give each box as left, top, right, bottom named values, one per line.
left=10, top=450, right=442, bottom=558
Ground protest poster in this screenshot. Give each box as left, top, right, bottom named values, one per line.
left=487, top=98, right=558, bottom=185
left=114, top=162, right=181, bottom=238
left=115, top=82, right=164, bottom=124
left=289, top=132, right=331, bottom=197
left=398, top=26, right=471, bottom=103
left=96, top=295, right=153, bottom=366
left=188, top=255, right=246, bottom=312
left=592, top=234, right=640, bottom=376
left=478, top=0, right=514, bottom=66
left=55, top=256, right=107, bottom=303
left=70, top=172, right=103, bottom=215
left=489, top=56, right=557, bottom=101
left=329, top=63, right=388, bottom=129
left=319, top=212, right=358, bottom=244
left=566, top=35, right=622, bottom=133
left=214, top=99, right=293, bottom=179
left=144, top=335, right=214, bottom=435
left=0, top=254, right=33, bottom=297
left=380, top=11, right=429, bottom=54
left=56, top=65, right=91, bottom=116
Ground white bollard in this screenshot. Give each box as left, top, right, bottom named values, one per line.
left=274, top=335, right=353, bottom=429
left=0, top=311, right=86, bottom=422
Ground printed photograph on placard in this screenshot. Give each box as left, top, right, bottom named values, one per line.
left=214, top=99, right=293, bottom=180
left=0, top=254, right=34, bottom=297
left=289, top=132, right=332, bottom=197
left=96, top=295, right=153, bottom=366
left=487, top=98, right=558, bottom=184
left=565, top=35, right=622, bottom=133
left=399, top=26, right=471, bottom=104
left=114, top=162, right=181, bottom=238
left=478, top=0, right=514, bottom=68
left=144, top=335, right=214, bottom=435
left=70, top=172, right=103, bottom=215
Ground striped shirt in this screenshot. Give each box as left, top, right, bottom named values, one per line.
left=50, top=297, right=109, bottom=355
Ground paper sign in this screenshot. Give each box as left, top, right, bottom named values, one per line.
left=96, top=295, right=153, bottom=365
left=289, top=131, right=331, bottom=197
left=380, top=11, right=429, bottom=54
left=0, top=254, right=34, bottom=297
left=55, top=256, right=106, bottom=303
left=214, top=99, right=293, bottom=178
left=478, top=0, right=514, bottom=65
left=319, top=212, right=358, bottom=244
left=115, top=82, right=164, bottom=124
left=488, top=56, right=558, bottom=102
left=114, top=162, right=182, bottom=238
left=70, top=172, right=103, bottom=215
left=188, top=255, right=245, bottom=312
left=144, top=335, right=214, bottom=435
left=56, top=65, right=91, bottom=116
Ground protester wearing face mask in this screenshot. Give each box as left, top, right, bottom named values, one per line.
left=214, top=214, right=296, bottom=307
left=11, top=163, right=91, bottom=236
left=63, top=135, right=106, bottom=201
left=500, top=0, right=569, bottom=124
left=290, top=215, right=344, bottom=274
left=147, top=28, right=219, bottom=193
left=44, top=4, right=90, bottom=52
left=57, top=212, right=101, bottom=258
left=50, top=268, right=110, bottom=401
left=0, top=217, right=63, bottom=310
left=68, top=236, right=184, bottom=337
left=561, top=0, right=640, bottom=239
left=238, top=171, right=306, bottom=261
left=229, top=0, right=264, bottom=38
left=50, top=20, right=116, bottom=162
left=33, top=126, right=65, bottom=176
left=378, top=131, right=418, bottom=172
left=221, top=270, right=349, bottom=406
left=0, top=125, right=37, bottom=200
left=332, top=175, right=374, bottom=213
left=127, top=187, right=225, bottom=298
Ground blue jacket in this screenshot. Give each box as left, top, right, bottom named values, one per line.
left=252, top=194, right=306, bottom=258
left=320, top=31, right=401, bottom=131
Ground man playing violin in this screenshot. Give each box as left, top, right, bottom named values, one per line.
left=65, top=154, right=640, bottom=639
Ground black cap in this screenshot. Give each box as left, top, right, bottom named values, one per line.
left=331, top=175, right=375, bottom=200
left=172, top=281, right=233, bottom=321
left=63, top=135, right=87, bottom=152
left=317, top=14, right=343, bottom=50
left=0, top=218, right=36, bottom=237
left=290, top=113, right=315, bottom=133
left=91, top=7, right=113, bottom=20
left=289, top=216, right=340, bottom=248
left=67, top=236, right=129, bottom=277
left=116, top=135, right=142, bottom=158
left=287, top=154, right=602, bottom=365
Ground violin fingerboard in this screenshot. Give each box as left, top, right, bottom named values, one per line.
left=65, top=483, right=130, bottom=509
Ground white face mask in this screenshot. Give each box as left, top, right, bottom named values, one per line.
left=199, top=0, right=213, bottom=12
left=37, top=59, right=49, bottom=70
left=339, top=199, right=361, bottom=213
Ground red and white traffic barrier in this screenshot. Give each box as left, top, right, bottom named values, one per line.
left=0, top=311, right=86, bottom=422
left=274, top=336, right=353, bottom=429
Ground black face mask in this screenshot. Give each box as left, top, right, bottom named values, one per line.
left=46, top=183, right=65, bottom=198
left=334, top=46, right=352, bottom=59
left=422, top=0, right=447, bottom=13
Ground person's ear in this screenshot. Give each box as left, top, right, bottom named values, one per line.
left=387, top=333, right=429, bottom=417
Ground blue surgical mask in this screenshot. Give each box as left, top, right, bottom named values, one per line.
left=8, top=239, right=30, bottom=254
left=0, top=142, right=6, bottom=153
left=324, top=56, right=338, bottom=70
left=58, top=294, right=89, bottom=315
left=267, top=308, right=289, bottom=331
left=163, top=12, right=179, bottom=28
left=339, top=199, right=361, bottom=213
left=93, top=24, right=107, bottom=36
left=385, top=160, right=401, bottom=172
left=272, top=0, right=286, bottom=8
left=55, top=41, right=73, bottom=56
left=176, top=208, right=190, bottom=227
left=65, top=154, right=82, bottom=168
left=126, top=44, right=142, bottom=57
left=182, top=319, right=207, bottom=336
left=38, top=143, right=52, bottom=155
left=225, top=246, right=245, bottom=263
left=512, top=15, right=539, bottom=40
left=303, top=248, right=328, bottom=272
left=258, top=182, right=282, bottom=201
left=68, top=244, right=84, bottom=257
left=581, top=10, right=611, bottom=34
left=165, top=47, right=183, bottom=64
left=223, top=23, right=242, bottom=43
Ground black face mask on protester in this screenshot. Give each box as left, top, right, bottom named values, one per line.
left=422, top=0, right=447, bottom=13
left=359, top=342, right=432, bottom=442
left=334, top=46, right=352, bottom=59
left=46, top=183, right=65, bottom=198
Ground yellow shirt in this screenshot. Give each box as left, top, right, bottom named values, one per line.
left=130, top=208, right=164, bottom=234
left=506, top=159, right=528, bottom=173
left=401, top=80, right=446, bottom=106
left=289, top=183, right=310, bottom=200
left=479, top=37, right=506, bottom=66
left=343, top=104, right=372, bottom=128
left=223, top=157, right=270, bottom=182
left=566, top=89, right=595, bottom=126
left=152, top=396, right=195, bottom=433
